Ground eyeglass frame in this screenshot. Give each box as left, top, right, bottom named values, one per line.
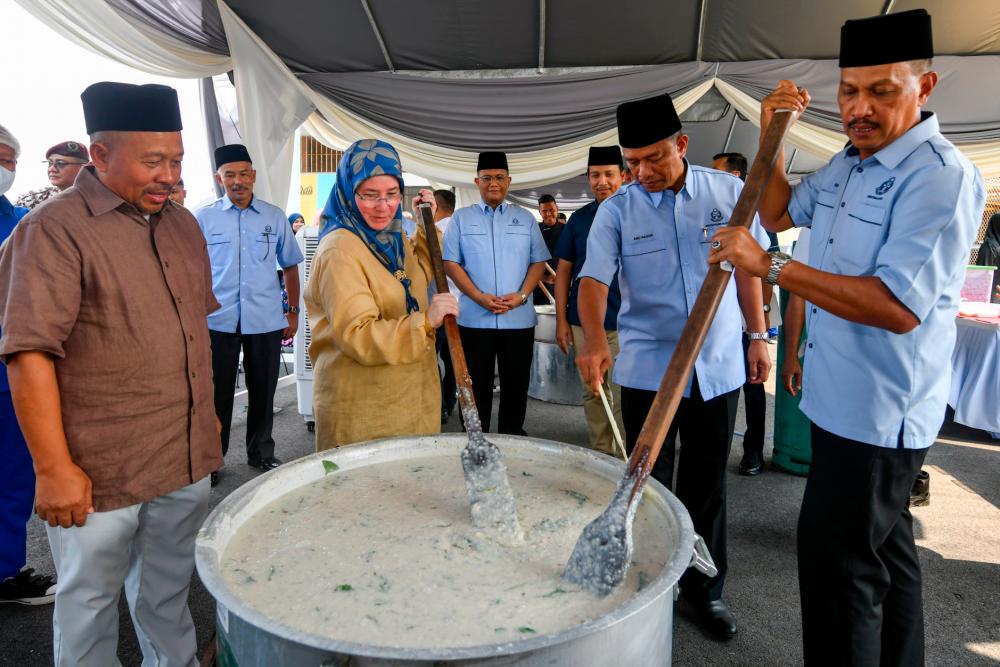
left=44, top=159, right=88, bottom=170
left=354, top=191, right=403, bottom=205
left=476, top=175, right=510, bottom=184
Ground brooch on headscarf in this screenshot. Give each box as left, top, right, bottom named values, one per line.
left=393, top=269, right=409, bottom=283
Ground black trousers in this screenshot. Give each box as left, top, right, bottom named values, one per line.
left=436, top=327, right=457, bottom=414
left=458, top=326, right=534, bottom=434
left=621, top=377, right=739, bottom=604
left=741, top=333, right=766, bottom=456
left=798, top=424, right=927, bottom=667
left=209, top=328, right=283, bottom=463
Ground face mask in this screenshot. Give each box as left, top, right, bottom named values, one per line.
left=0, top=166, right=14, bottom=196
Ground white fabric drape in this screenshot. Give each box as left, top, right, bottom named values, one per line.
left=14, top=0, right=230, bottom=77
left=302, top=79, right=717, bottom=190
left=215, top=2, right=314, bottom=204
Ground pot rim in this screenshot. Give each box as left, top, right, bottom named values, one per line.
left=196, top=434, right=695, bottom=661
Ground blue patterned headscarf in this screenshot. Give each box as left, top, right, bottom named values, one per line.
left=318, top=139, right=418, bottom=313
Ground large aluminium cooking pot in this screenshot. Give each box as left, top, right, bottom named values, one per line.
left=197, top=434, right=705, bottom=666
left=534, top=305, right=557, bottom=343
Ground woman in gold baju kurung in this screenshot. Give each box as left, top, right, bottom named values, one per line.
left=305, top=140, right=458, bottom=450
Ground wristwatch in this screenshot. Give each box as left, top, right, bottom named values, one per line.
left=762, top=303, right=771, bottom=313
left=765, top=251, right=793, bottom=286
left=287, top=306, right=300, bottom=314
left=519, top=293, right=528, bottom=305
left=747, top=331, right=769, bottom=341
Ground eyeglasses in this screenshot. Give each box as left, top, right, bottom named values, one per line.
left=355, top=192, right=402, bottom=204
left=45, top=160, right=87, bottom=170
left=477, top=175, right=509, bottom=184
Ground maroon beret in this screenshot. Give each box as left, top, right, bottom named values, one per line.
left=46, top=141, right=89, bottom=161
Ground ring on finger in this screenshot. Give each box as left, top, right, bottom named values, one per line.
left=711, top=240, right=722, bottom=249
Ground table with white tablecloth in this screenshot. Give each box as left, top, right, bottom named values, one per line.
left=949, top=317, right=1000, bottom=437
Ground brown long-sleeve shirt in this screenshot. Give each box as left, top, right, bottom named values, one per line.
left=0, top=166, right=222, bottom=511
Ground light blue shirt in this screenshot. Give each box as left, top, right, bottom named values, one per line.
left=196, top=195, right=304, bottom=334
left=579, top=164, right=766, bottom=399
left=788, top=112, right=985, bottom=449
left=442, top=201, right=550, bottom=329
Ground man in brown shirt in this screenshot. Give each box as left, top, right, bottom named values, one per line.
left=0, top=81, right=221, bottom=666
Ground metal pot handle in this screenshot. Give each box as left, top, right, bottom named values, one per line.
left=689, top=533, right=718, bottom=577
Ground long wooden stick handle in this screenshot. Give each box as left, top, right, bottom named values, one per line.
left=418, top=204, right=477, bottom=416
left=626, top=111, right=796, bottom=498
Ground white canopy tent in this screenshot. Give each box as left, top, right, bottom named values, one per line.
left=16, top=0, right=1000, bottom=208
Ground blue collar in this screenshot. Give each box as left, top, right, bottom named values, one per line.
left=222, top=194, right=260, bottom=213
left=845, top=112, right=939, bottom=170
left=637, top=159, right=692, bottom=204
left=477, top=200, right=507, bottom=215
left=0, top=195, right=12, bottom=216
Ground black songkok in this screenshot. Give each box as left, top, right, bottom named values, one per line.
left=616, top=92, right=682, bottom=149
left=81, top=82, right=182, bottom=134
left=839, top=9, right=933, bottom=68
left=214, top=144, right=253, bottom=170
left=587, top=145, right=623, bottom=167
left=476, top=151, right=509, bottom=172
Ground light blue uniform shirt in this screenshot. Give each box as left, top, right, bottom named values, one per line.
left=579, top=165, right=766, bottom=400
left=442, top=201, right=550, bottom=329
left=788, top=112, right=985, bottom=449
left=196, top=195, right=304, bottom=334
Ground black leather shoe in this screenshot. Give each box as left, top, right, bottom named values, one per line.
left=248, top=456, right=282, bottom=472
left=210, top=470, right=220, bottom=487
left=738, top=451, right=764, bottom=476
left=689, top=599, right=737, bottom=640
left=910, top=469, right=930, bottom=507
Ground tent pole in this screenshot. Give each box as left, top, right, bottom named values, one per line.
left=786, top=148, right=798, bottom=174
left=721, top=111, right=738, bottom=153
left=696, top=0, right=709, bottom=62
left=537, top=0, right=546, bottom=73
left=199, top=77, right=226, bottom=198
left=359, top=0, right=395, bottom=72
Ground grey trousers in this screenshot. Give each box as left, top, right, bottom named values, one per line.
left=46, top=477, right=210, bottom=667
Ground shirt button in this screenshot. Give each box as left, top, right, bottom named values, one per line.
left=828, top=238, right=834, bottom=244
left=840, top=202, right=846, bottom=207
left=164, top=260, right=170, bottom=268
left=808, top=343, right=814, bottom=349
left=834, top=183, right=839, bottom=187
left=857, top=167, right=864, bottom=173
left=812, top=308, right=817, bottom=314
left=191, top=371, right=197, bottom=378
left=192, top=407, right=197, bottom=415
left=175, top=296, right=184, bottom=304
left=188, top=334, right=194, bottom=342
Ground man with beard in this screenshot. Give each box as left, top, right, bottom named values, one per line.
left=442, top=151, right=549, bottom=434
left=708, top=10, right=985, bottom=664
left=553, top=145, right=626, bottom=456
left=16, top=141, right=89, bottom=210
left=0, top=81, right=221, bottom=664
left=196, top=144, right=303, bottom=485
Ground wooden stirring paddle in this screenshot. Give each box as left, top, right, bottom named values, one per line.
left=417, top=203, right=524, bottom=543
left=563, top=110, right=797, bottom=595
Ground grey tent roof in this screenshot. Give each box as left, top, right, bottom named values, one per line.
left=109, top=0, right=1000, bottom=72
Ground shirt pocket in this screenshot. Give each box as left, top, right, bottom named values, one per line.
left=504, top=224, right=531, bottom=252
left=205, top=233, right=232, bottom=264
left=460, top=225, right=489, bottom=256
left=621, top=235, right=668, bottom=286
left=832, top=202, right=887, bottom=274
left=253, top=232, right=279, bottom=263
left=809, top=189, right=839, bottom=233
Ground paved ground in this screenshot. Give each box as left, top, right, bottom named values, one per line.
left=2, top=346, right=998, bottom=666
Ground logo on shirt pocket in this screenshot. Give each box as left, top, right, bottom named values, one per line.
left=710, top=208, right=723, bottom=222
left=875, top=177, right=895, bottom=196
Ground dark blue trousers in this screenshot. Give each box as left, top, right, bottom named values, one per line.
left=0, top=391, right=34, bottom=579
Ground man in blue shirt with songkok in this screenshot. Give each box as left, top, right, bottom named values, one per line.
left=553, top=145, right=626, bottom=457
left=576, top=93, right=772, bottom=641
left=709, top=10, right=985, bottom=665
left=196, top=144, right=304, bottom=484
left=442, top=151, right=549, bottom=435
